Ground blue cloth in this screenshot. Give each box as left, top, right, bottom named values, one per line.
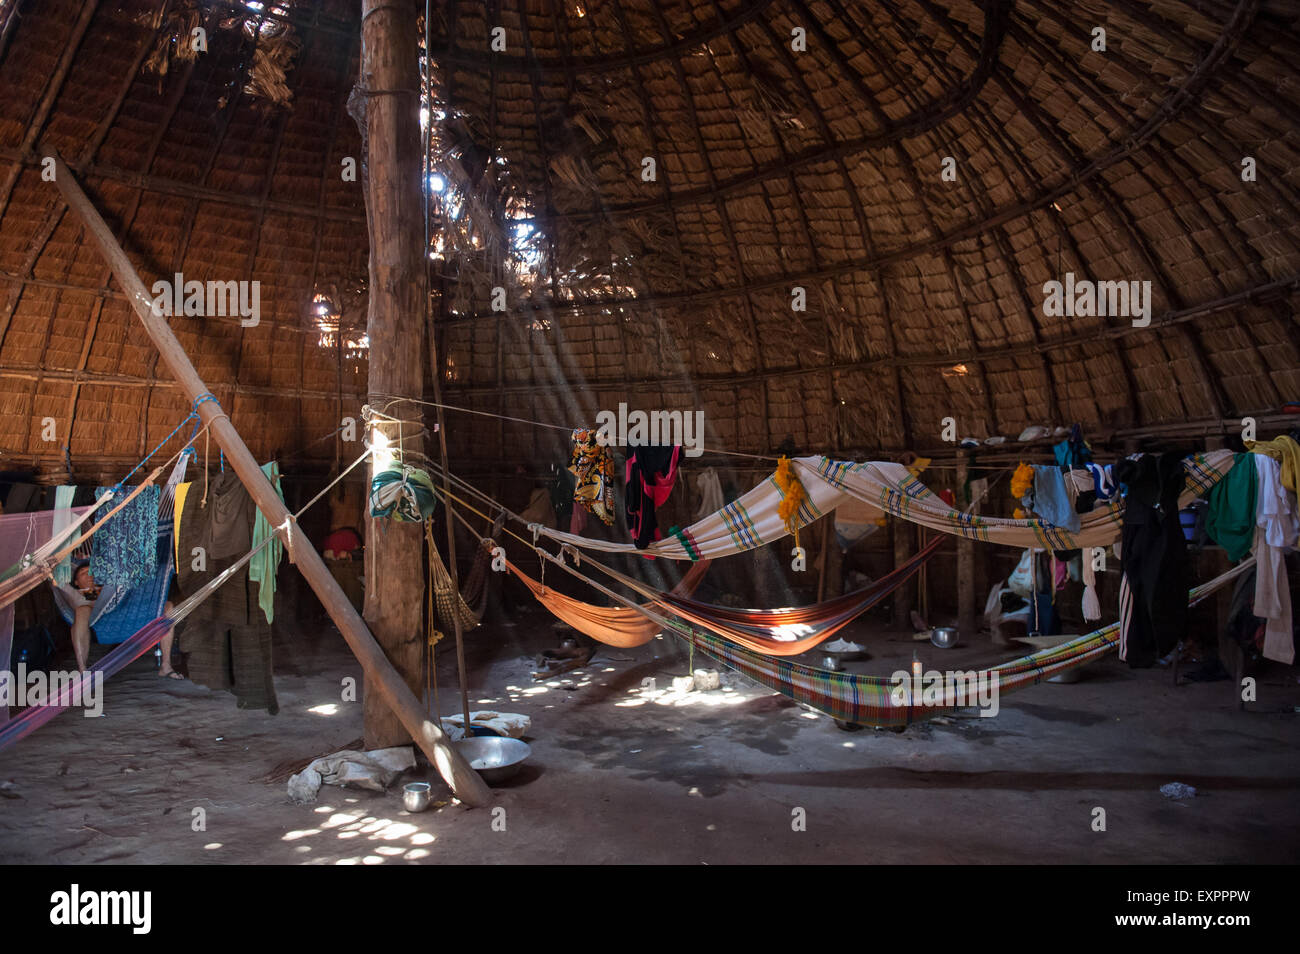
left=1033, top=466, right=1080, bottom=533
left=91, top=485, right=160, bottom=588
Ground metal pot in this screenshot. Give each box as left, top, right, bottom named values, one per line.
left=403, top=781, right=432, bottom=812
left=930, top=626, right=960, bottom=649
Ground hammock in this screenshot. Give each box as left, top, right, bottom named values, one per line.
left=552, top=548, right=1249, bottom=727
left=0, top=445, right=372, bottom=753
left=653, top=536, right=943, bottom=655
left=536, top=450, right=1237, bottom=559
left=50, top=454, right=189, bottom=645
left=507, top=559, right=713, bottom=648
left=685, top=559, right=1253, bottom=728
left=429, top=528, right=490, bottom=632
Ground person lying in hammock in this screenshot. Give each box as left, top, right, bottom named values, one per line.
left=59, top=560, right=180, bottom=679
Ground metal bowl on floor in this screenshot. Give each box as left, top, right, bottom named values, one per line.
left=454, top=736, right=532, bottom=784
left=930, top=626, right=960, bottom=649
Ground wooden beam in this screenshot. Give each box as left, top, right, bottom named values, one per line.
left=0, top=149, right=367, bottom=225
left=357, top=0, right=445, bottom=748
left=45, top=150, right=490, bottom=807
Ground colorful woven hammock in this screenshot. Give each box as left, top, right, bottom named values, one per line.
left=507, top=558, right=713, bottom=648
left=682, top=560, right=1251, bottom=728
left=652, top=536, right=943, bottom=655
left=508, top=536, right=941, bottom=655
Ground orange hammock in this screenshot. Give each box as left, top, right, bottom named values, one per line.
left=507, top=558, right=712, bottom=648
left=508, top=535, right=943, bottom=655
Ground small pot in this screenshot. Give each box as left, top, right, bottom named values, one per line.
left=930, top=627, right=960, bottom=649
left=403, top=781, right=432, bottom=812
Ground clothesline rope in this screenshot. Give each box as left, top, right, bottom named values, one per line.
left=370, top=393, right=780, bottom=462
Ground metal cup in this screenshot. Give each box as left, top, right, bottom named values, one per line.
left=403, top=781, right=431, bottom=812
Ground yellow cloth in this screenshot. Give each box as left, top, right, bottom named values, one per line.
left=173, top=482, right=191, bottom=566
left=1246, top=435, right=1300, bottom=493
left=1011, top=462, right=1035, bottom=499
left=775, top=456, right=808, bottom=548
left=906, top=455, right=931, bottom=476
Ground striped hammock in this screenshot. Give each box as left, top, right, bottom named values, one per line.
left=683, top=559, right=1253, bottom=728
left=538, top=450, right=1236, bottom=559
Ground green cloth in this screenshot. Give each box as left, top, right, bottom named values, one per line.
left=1205, top=452, right=1257, bottom=561
left=248, top=461, right=284, bottom=624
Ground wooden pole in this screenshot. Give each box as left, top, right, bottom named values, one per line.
left=892, top=516, right=912, bottom=630
left=956, top=452, right=975, bottom=638
left=356, top=0, right=432, bottom=751
left=45, top=151, right=491, bottom=808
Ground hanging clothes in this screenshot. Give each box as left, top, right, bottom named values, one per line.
left=1252, top=454, right=1297, bottom=665
left=693, top=467, right=725, bottom=522
left=172, top=482, right=191, bottom=567
left=568, top=428, right=616, bottom=526
left=624, top=445, right=682, bottom=548
left=520, top=487, right=557, bottom=530
left=1032, top=465, right=1080, bottom=533
left=207, top=472, right=252, bottom=559
left=90, top=484, right=160, bottom=589
left=1053, top=424, right=1092, bottom=469
left=51, top=486, right=77, bottom=586
left=176, top=473, right=277, bottom=713
left=1246, top=435, right=1300, bottom=494
left=1205, top=452, right=1258, bottom=562
left=548, top=464, right=575, bottom=530
left=1114, top=453, right=1190, bottom=668
left=248, top=461, right=284, bottom=626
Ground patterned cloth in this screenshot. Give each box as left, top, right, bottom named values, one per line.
left=369, top=463, right=437, bottom=522
left=540, top=450, right=1238, bottom=559
left=91, top=484, right=161, bottom=588
left=568, top=428, right=616, bottom=525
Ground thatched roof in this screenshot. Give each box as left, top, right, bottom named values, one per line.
left=2, top=0, right=1298, bottom=482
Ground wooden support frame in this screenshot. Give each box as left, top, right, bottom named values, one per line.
left=45, top=151, right=491, bottom=808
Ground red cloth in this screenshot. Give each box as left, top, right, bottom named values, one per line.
left=323, top=528, right=362, bottom=556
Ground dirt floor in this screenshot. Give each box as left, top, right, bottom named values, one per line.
left=2, top=605, right=1298, bottom=865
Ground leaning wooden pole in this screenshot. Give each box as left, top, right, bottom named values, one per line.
left=45, top=151, right=492, bottom=808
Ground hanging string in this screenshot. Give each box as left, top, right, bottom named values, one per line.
left=372, top=393, right=780, bottom=462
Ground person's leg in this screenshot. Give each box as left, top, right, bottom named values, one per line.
left=72, top=604, right=92, bottom=671
left=158, top=601, right=182, bottom=678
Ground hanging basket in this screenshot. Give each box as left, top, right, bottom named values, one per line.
left=369, top=463, right=438, bottom=523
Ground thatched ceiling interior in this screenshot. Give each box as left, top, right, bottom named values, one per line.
left=1, top=0, right=1298, bottom=481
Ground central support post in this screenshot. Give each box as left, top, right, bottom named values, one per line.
left=358, top=0, right=431, bottom=748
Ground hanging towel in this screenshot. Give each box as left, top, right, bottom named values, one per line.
left=1032, top=466, right=1080, bottom=533
left=51, top=486, right=77, bottom=586
left=1205, top=453, right=1258, bottom=562
left=1252, top=455, right=1297, bottom=665
left=625, top=445, right=681, bottom=548
left=1246, top=435, right=1300, bottom=494
left=248, top=462, right=284, bottom=625
left=173, top=482, right=191, bottom=567
left=90, top=484, right=160, bottom=588
left=693, top=468, right=725, bottom=521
